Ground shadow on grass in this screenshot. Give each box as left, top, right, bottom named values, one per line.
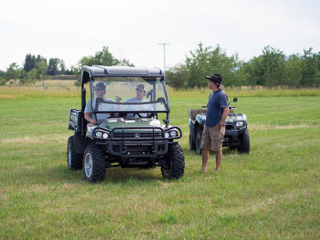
left=44, top=165, right=165, bottom=185
left=185, top=147, right=246, bottom=156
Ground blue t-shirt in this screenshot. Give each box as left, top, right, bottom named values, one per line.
left=205, top=89, right=229, bottom=127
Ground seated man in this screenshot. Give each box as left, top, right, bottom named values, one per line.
left=84, top=82, right=121, bottom=126
left=124, top=84, right=153, bottom=118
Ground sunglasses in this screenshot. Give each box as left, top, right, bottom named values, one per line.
left=94, top=89, right=103, bottom=91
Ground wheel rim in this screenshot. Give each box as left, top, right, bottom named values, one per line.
left=84, top=153, right=93, bottom=177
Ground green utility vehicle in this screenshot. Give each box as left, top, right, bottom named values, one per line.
left=68, top=66, right=185, bottom=182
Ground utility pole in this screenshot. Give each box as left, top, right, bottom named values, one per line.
left=158, top=43, right=170, bottom=75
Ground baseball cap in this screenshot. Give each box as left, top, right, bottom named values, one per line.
left=94, top=82, right=106, bottom=90
left=135, top=84, right=147, bottom=92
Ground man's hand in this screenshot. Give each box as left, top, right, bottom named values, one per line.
left=115, top=96, right=122, bottom=102
left=90, top=119, right=97, bottom=125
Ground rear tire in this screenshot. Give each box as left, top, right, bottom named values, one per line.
left=161, top=144, right=185, bottom=179
left=189, top=132, right=196, bottom=150
left=83, top=145, right=106, bottom=182
left=67, top=136, right=83, bottom=170
left=238, top=130, right=250, bottom=153
left=196, top=130, right=203, bottom=155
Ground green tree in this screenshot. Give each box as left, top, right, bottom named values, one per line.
left=185, top=43, right=239, bottom=89
left=36, top=55, right=47, bottom=64
left=75, top=46, right=120, bottom=71
left=166, top=64, right=190, bottom=90
left=23, top=54, right=47, bottom=73
left=64, top=69, right=74, bottom=75
left=0, top=77, right=5, bottom=86
left=241, top=56, right=264, bottom=89
left=242, top=46, right=287, bottom=89
left=285, top=53, right=302, bottom=88
left=118, top=58, right=135, bottom=66
left=36, top=61, right=49, bottom=89
left=260, top=45, right=287, bottom=88
left=5, top=63, right=23, bottom=86
left=185, top=43, right=213, bottom=88
left=20, top=68, right=37, bottom=86
left=0, top=70, right=5, bottom=86
left=48, top=58, right=60, bottom=76
left=301, top=48, right=320, bottom=88
left=233, top=60, right=251, bottom=89
left=73, top=46, right=121, bottom=87
left=59, top=59, right=66, bottom=74
left=23, top=54, right=36, bottom=73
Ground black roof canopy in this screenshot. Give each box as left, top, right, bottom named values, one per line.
left=81, top=65, right=165, bottom=86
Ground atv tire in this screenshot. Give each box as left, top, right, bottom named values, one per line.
left=196, top=130, right=203, bottom=155
left=83, top=145, right=106, bottom=182
left=161, top=143, right=185, bottom=179
left=238, top=130, right=250, bottom=153
left=67, top=136, right=83, bottom=170
left=189, top=132, right=196, bottom=150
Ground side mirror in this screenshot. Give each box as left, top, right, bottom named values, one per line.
left=233, top=98, right=238, bottom=103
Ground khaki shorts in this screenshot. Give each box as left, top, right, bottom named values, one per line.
left=201, top=125, right=225, bottom=151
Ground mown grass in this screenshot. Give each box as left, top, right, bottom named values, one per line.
left=0, top=87, right=320, bottom=239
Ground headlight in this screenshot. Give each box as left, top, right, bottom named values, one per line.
left=95, top=131, right=102, bottom=138
left=103, top=133, right=109, bottom=139
left=170, top=131, right=177, bottom=137
left=237, top=114, right=247, bottom=121
left=165, top=130, right=178, bottom=138
left=236, top=122, right=244, bottom=127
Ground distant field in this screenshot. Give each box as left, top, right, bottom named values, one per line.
left=1, top=80, right=320, bottom=100
left=0, top=88, right=320, bottom=239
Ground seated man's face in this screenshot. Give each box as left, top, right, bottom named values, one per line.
left=95, top=89, right=105, bottom=98
left=136, top=89, right=146, bottom=100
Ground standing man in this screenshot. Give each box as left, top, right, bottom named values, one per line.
left=200, top=74, right=229, bottom=172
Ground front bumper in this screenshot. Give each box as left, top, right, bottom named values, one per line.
left=223, top=125, right=246, bottom=147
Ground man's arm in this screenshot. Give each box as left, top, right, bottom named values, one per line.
left=84, top=112, right=96, bottom=125
left=218, top=107, right=229, bottom=129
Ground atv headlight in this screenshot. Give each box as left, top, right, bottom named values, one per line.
left=103, top=133, right=109, bottom=139
left=95, top=131, right=102, bottom=138
left=236, top=122, right=244, bottom=127
left=236, top=114, right=247, bottom=121
left=165, top=133, right=169, bottom=138
left=170, top=130, right=177, bottom=137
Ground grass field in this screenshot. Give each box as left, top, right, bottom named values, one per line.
left=1, top=85, right=320, bottom=239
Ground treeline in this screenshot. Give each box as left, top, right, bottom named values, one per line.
left=1, top=44, right=320, bottom=89
left=0, top=47, right=132, bottom=89
left=166, top=43, right=320, bottom=89
left=0, top=54, right=74, bottom=88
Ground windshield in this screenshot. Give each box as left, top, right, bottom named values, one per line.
left=85, top=77, right=169, bottom=121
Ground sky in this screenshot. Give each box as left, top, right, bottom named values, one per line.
left=1, top=0, right=320, bottom=72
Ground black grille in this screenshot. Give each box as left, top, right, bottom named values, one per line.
left=113, top=132, right=162, bottom=138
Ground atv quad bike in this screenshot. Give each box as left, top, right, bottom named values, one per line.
left=188, top=98, right=250, bottom=154
left=68, top=66, right=185, bottom=182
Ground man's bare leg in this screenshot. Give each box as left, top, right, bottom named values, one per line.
left=201, top=148, right=209, bottom=172
left=215, top=150, right=222, bottom=172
